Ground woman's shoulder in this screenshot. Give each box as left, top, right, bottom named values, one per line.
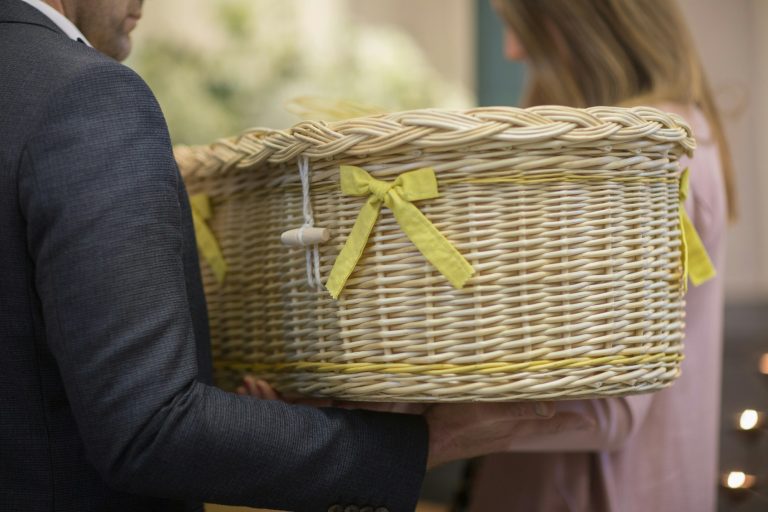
left=652, top=102, right=712, bottom=141
left=652, top=102, right=726, bottom=245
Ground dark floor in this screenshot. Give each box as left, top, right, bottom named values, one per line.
left=717, top=301, right=768, bottom=511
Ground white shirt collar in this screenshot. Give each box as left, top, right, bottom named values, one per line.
left=20, top=0, right=92, bottom=47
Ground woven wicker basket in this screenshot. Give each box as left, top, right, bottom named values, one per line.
left=175, top=106, right=695, bottom=402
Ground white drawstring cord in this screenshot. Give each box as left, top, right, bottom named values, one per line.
left=298, top=156, right=323, bottom=289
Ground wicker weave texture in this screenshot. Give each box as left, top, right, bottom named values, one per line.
left=176, top=106, right=694, bottom=401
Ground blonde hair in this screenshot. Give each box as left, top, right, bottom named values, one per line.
left=495, top=0, right=736, bottom=218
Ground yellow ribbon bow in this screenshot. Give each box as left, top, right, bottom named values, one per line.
left=189, top=194, right=227, bottom=284
left=326, top=165, right=475, bottom=299
left=679, top=168, right=716, bottom=289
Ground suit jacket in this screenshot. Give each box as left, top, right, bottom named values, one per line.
left=0, top=2, right=428, bottom=511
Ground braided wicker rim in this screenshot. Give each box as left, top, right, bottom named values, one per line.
left=175, top=106, right=694, bottom=177
left=176, top=105, right=694, bottom=402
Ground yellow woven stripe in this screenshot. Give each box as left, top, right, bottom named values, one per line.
left=440, top=174, right=679, bottom=186
left=208, top=174, right=678, bottom=204
left=214, top=352, right=683, bottom=376
left=302, top=173, right=678, bottom=195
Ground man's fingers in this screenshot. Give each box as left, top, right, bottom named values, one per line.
left=243, top=375, right=260, bottom=397
left=255, top=379, right=281, bottom=400
left=239, top=375, right=283, bottom=400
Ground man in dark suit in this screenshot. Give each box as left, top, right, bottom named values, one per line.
left=0, top=1, right=563, bottom=510
left=0, top=1, right=432, bottom=510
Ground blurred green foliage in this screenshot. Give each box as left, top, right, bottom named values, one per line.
left=126, top=0, right=471, bottom=145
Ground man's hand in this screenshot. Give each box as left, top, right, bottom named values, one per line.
left=237, top=375, right=334, bottom=407
left=237, top=375, right=282, bottom=400
left=423, top=402, right=593, bottom=468
left=236, top=376, right=593, bottom=470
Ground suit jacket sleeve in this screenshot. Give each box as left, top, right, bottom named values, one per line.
left=17, top=60, right=427, bottom=512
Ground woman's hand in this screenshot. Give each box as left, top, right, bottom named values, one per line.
left=235, top=375, right=592, bottom=469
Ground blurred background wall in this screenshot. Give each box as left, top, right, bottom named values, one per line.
left=127, top=1, right=768, bottom=510
left=678, top=0, right=762, bottom=301
left=128, top=0, right=768, bottom=301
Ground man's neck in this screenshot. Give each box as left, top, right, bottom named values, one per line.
left=19, top=0, right=91, bottom=47
left=40, top=0, right=65, bottom=16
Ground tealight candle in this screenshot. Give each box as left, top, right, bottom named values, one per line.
left=737, top=409, right=763, bottom=431
left=722, top=471, right=757, bottom=490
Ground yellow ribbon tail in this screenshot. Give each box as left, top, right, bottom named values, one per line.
left=190, top=194, right=227, bottom=284
left=681, top=210, right=716, bottom=287
left=678, top=168, right=715, bottom=290
left=326, top=196, right=382, bottom=299
left=388, top=192, right=475, bottom=289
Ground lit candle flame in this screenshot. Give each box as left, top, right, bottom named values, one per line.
left=760, top=353, right=768, bottom=375
left=739, top=409, right=759, bottom=430
left=727, top=471, right=746, bottom=489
